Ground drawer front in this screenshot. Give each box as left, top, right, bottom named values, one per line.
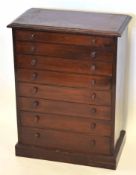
left=15, top=41, right=114, bottom=62
left=15, top=30, right=114, bottom=47
left=20, top=111, right=112, bottom=136
left=16, top=55, right=112, bottom=76
left=18, top=97, right=111, bottom=120
left=18, top=82, right=111, bottom=105
left=20, top=127, right=111, bottom=155
left=16, top=69, right=111, bottom=90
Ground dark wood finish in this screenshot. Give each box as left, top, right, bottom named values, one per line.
left=17, top=54, right=113, bottom=75
left=16, top=54, right=113, bottom=74
left=20, top=127, right=111, bottom=155
left=15, top=131, right=126, bottom=169
left=7, top=8, right=131, bottom=36
left=15, top=29, right=114, bottom=46
left=20, top=111, right=112, bottom=136
left=18, top=97, right=111, bottom=120
left=8, top=8, right=131, bottom=169
left=15, top=41, right=114, bottom=64
left=18, top=82, right=111, bottom=105
left=16, top=69, right=112, bottom=89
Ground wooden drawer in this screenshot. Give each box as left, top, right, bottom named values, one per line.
left=15, top=41, right=114, bottom=62
left=16, top=55, right=112, bottom=76
left=16, top=69, right=111, bottom=90
left=18, top=82, right=111, bottom=105
left=18, top=97, right=111, bottom=120
left=20, top=111, right=112, bottom=136
left=15, top=30, right=114, bottom=47
left=20, top=127, right=111, bottom=155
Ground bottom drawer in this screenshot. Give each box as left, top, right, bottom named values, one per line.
left=20, top=127, right=111, bottom=155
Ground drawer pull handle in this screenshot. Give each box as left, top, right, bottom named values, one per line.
left=90, top=139, right=96, bottom=146
left=92, top=39, right=96, bottom=44
left=32, top=101, right=39, bottom=108
left=32, top=87, right=38, bottom=94
left=31, top=46, right=36, bottom=53
left=32, top=72, right=38, bottom=80
left=31, top=59, right=37, bottom=66
left=91, top=64, right=96, bottom=71
left=91, top=51, right=96, bottom=58
left=31, top=33, right=36, bottom=40
left=91, top=123, right=96, bottom=129
left=34, top=133, right=40, bottom=138
left=91, top=108, right=96, bottom=113
left=34, top=115, right=40, bottom=123
left=91, top=79, right=96, bottom=86
left=91, top=93, right=96, bottom=100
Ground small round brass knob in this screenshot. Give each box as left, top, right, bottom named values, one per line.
left=91, top=64, right=96, bottom=71
left=90, top=123, right=96, bottom=129
left=34, top=115, right=40, bottom=123
left=32, top=101, right=39, bottom=108
left=91, top=51, right=96, bottom=58
left=31, top=33, right=36, bottom=40
left=92, top=39, right=96, bottom=44
left=91, top=108, right=96, bottom=113
left=30, top=46, right=36, bottom=53
left=34, top=132, right=40, bottom=138
left=91, top=93, right=96, bottom=100
left=32, top=72, right=38, bottom=80
left=31, top=58, right=37, bottom=66
left=32, top=87, right=38, bottom=94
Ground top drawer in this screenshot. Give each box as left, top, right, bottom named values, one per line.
left=14, top=29, right=114, bottom=47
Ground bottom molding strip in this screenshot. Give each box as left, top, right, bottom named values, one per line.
left=15, top=130, right=126, bottom=170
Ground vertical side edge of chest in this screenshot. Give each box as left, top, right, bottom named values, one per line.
left=12, top=29, right=22, bottom=142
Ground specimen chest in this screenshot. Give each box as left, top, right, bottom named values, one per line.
left=8, top=8, right=131, bottom=169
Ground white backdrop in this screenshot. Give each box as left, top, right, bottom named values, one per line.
left=0, top=1, right=136, bottom=174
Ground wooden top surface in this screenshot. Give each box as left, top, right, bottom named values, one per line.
left=8, top=8, right=131, bottom=36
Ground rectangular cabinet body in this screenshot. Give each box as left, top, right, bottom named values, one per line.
left=8, top=8, right=131, bottom=169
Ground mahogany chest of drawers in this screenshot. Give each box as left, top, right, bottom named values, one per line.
left=8, top=8, right=131, bottom=169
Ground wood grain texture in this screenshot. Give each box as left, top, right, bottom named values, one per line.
left=17, top=82, right=111, bottom=105
left=15, top=130, right=126, bottom=169
left=16, top=54, right=113, bottom=75
left=7, top=8, right=131, bottom=36
left=15, top=41, right=114, bottom=63
left=15, top=29, right=114, bottom=46
left=20, top=111, right=112, bottom=136
left=8, top=8, right=131, bottom=169
left=16, top=69, right=112, bottom=89
left=18, top=97, right=111, bottom=120
left=20, top=127, right=111, bottom=155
